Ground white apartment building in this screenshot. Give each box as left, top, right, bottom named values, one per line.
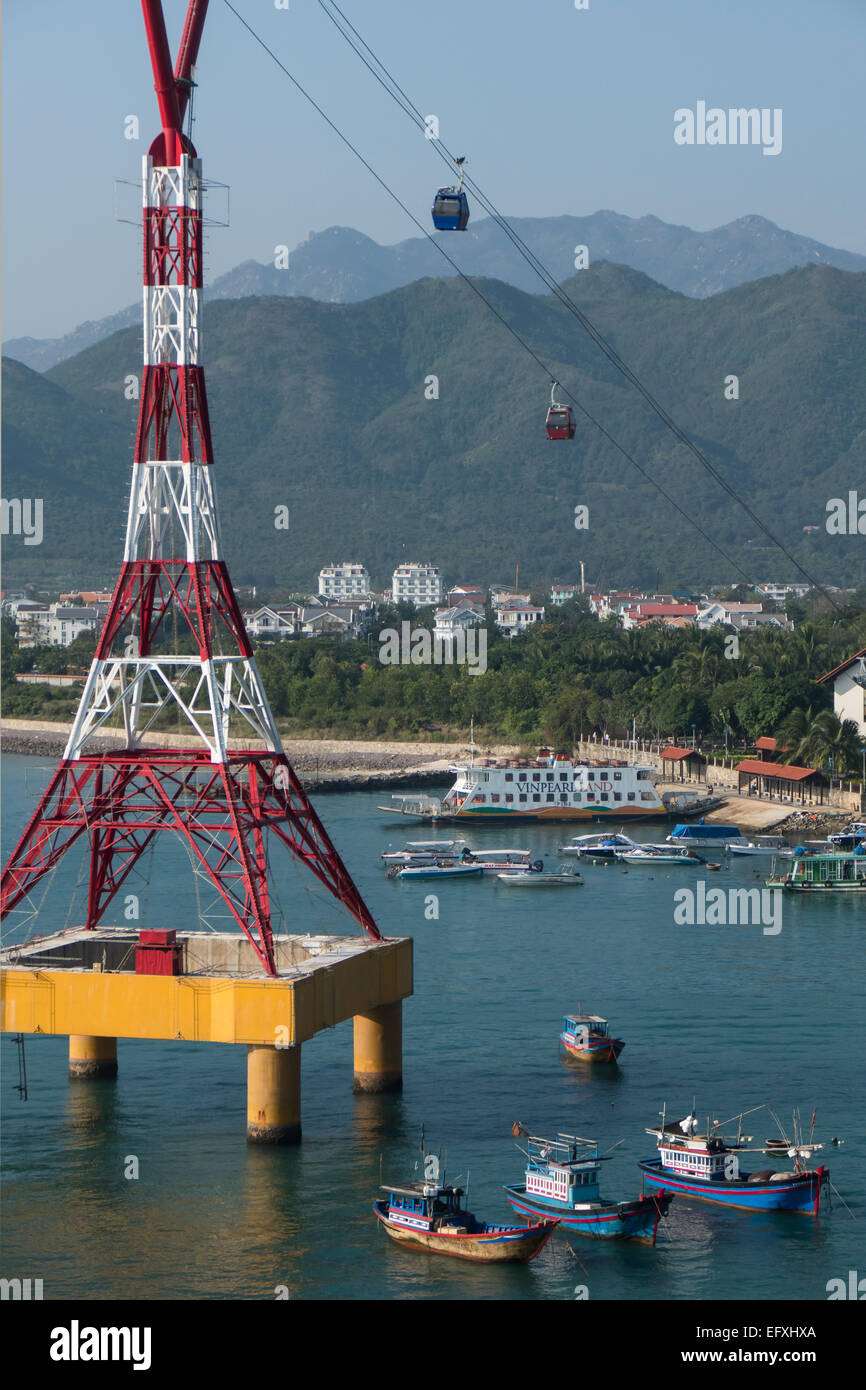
left=392, top=562, right=443, bottom=607
left=317, top=563, right=371, bottom=599
left=495, top=600, right=545, bottom=635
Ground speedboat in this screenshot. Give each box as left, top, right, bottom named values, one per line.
left=497, top=863, right=583, bottom=885
left=559, top=832, right=638, bottom=858
left=618, top=846, right=702, bottom=865
left=387, top=862, right=483, bottom=880
left=727, top=835, right=793, bottom=858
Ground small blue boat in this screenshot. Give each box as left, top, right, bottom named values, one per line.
left=504, top=1129, right=671, bottom=1243
left=638, top=1106, right=828, bottom=1214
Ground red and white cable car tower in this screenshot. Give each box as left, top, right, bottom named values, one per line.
left=1, top=0, right=381, bottom=980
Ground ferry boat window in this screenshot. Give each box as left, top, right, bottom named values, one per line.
left=546, top=773, right=554, bottom=782
left=532, top=794, right=541, bottom=803
left=614, top=793, right=622, bottom=801
left=519, top=794, right=527, bottom=802
left=532, top=773, right=540, bottom=782
left=640, top=792, right=655, bottom=801
left=505, top=773, right=513, bottom=782
left=491, top=794, right=500, bottom=803
left=614, top=772, right=622, bottom=781
left=559, top=772, right=568, bottom=781
left=560, top=794, right=568, bottom=803
left=587, top=793, right=595, bottom=801
left=627, top=793, right=635, bottom=801
left=546, top=794, right=555, bottom=802
left=637, top=771, right=649, bottom=780
left=506, top=794, right=514, bottom=803
left=518, top=773, right=527, bottom=782
left=483, top=773, right=489, bottom=782
left=587, top=771, right=595, bottom=781
left=473, top=795, right=485, bottom=803
left=600, top=794, right=608, bottom=802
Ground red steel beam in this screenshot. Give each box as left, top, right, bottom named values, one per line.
left=141, top=0, right=183, bottom=163
left=174, top=0, right=210, bottom=122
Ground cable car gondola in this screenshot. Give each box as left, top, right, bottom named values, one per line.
left=432, top=156, right=469, bottom=231
left=545, top=380, right=576, bottom=440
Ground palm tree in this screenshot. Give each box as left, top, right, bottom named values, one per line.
left=781, top=709, right=864, bottom=776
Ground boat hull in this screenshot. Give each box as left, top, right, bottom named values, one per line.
left=441, top=807, right=669, bottom=823
left=503, top=1187, right=670, bottom=1243
left=561, top=1033, right=624, bottom=1063
left=638, top=1160, right=827, bottom=1213
left=373, top=1202, right=555, bottom=1262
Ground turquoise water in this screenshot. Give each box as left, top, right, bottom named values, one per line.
left=2, top=754, right=863, bottom=1301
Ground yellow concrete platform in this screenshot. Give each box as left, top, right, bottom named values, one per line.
left=1, top=929, right=412, bottom=1046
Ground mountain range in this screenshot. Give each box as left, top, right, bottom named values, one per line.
left=5, top=210, right=866, bottom=372
left=3, top=256, right=865, bottom=594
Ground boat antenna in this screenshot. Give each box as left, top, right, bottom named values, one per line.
left=468, top=716, right=476, bottom=766
left=602, top=1138, right=626, bottom=1155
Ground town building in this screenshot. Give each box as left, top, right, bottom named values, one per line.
left=818, top=648, right=866, bottom=737
left=433, top=602, right=485, bottom=649
left=550, top=581, right=580, bottom=605
left=317, top=563, right=370, bottom=599
left=391, top=563, right=443, bottom=607
left=495, top=598, right=545, bottom=635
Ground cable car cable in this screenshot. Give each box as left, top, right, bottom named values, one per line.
left=314, top=0, right=838, bottom=607
left=222, top=0, right=769, bottom=585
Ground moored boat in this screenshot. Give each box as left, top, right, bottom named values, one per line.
left=618, top=846, right=703, bottom=865
left=387, top=862, right=483, bottom=880
left=666, top=822, right=750, bottom=850
left=767, top=845, right=866, bottom=893
left=639, top=1105, right=828, bottom=1214
left=727, top=835, right=793, bottom=858
left=504, top=1129, right=671, bottom=1242
left=559, top=832, right=639, bottom=858
left=374, top=1145, right=556, bottom=1262
left=561, top=1013, right=624, bottom=1063
left=496, top=866, right=583, bottom=885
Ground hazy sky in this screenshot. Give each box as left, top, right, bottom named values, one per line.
left=3, top=0, right=865, bottom=340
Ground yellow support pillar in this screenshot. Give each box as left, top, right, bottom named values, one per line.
left=246, top=1044, right=301, bottom=1144
left=69, top=1035, right=117, bottom=1080
left=353, top=1002, right=402, bottom=1093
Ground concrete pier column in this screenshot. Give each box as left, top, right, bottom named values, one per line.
left=69, top=1035, right=118, bottom=1080
left=353, top=1002, right=402, bottom=1093
left=246, top=1044, right=301, bottom=1144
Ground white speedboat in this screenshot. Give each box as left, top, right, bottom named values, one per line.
left=496, top=869, right=583, bottom=886
left=559, top=832, right=639, bottom=858
left=387, top=863, right=483, bottom=880
left=727, top=835, right=793, bottom=858
left=619, top=847, right=703, bottom=865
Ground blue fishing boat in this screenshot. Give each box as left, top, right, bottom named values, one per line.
left=561, top=1013, right=624, bottom=1063
left=374, top=1144, right=555, bottom=1262
left=638, top=1105, right=828, bottom=1214
left=504, top=1129, right=671, bottom=1243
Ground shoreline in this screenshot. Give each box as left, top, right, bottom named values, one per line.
left=1, top=721, right=851, bottom=827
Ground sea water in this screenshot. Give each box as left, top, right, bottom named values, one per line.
left=1, top=754, right=862, bottom=1301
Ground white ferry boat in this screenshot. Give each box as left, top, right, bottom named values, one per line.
left=388, top=747, right=667, bottom=824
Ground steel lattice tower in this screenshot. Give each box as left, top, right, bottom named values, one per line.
left=1, top=0, right=381, bottom=977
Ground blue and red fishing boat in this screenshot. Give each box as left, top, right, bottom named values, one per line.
left=504, top=1128, right=671, bottom=1243
left=374, top=1141, right=556, bottom=1262
left=561, top=1013, right=624, bottom=1063
left=638, top=1105, right=829, bottom=1214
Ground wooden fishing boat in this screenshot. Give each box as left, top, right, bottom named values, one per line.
left=639, top=1104, right=828, bottom=1214
left=374, top=1146, right=555, bottom=1262
left=504, top=1130, right=670, bottom=1243
left=561, top=1013, right=624, bottom=1063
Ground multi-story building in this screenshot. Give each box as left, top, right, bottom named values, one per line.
left=495, top=599, right=545, bottom=635
left=317, top=563, right=371, bottom=600
left=391, top=563, right=443, bottom=607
